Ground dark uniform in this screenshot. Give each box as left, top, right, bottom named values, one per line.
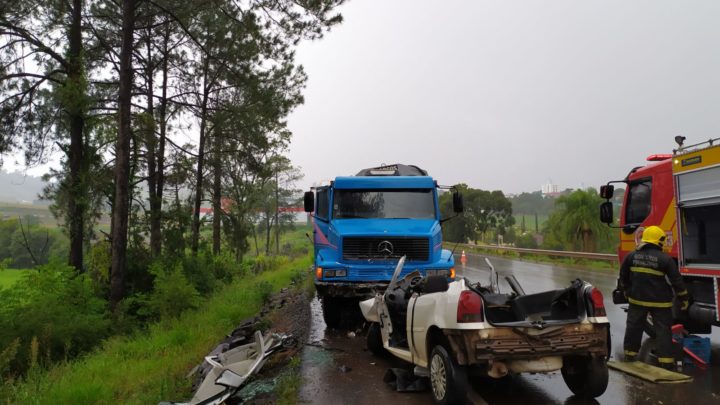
left=619, top=243, right=688, bottom=368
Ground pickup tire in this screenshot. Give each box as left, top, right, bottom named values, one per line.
left=367, top=322, right=388, bottom=357
left=321, top=297, right=342, bottom=328
left=561, top=355, right=608, bottom=399
left=429, top=345, right=467, bottom=405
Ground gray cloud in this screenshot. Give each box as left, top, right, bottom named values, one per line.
left=288, top=0, right=720, bottom=193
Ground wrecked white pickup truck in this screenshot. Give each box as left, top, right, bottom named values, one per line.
left=360, top=257, right=610, bottom=404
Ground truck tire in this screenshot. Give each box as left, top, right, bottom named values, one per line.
left=429, top=345, right=467, bottom=405
left=367, top=322, right=388, bottom=357
left=321, top=297, right=342, bottom=329
left=561, top=355, right=608, bottom=399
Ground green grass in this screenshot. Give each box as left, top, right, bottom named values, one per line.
left=0, top=203, right=57, bottom=227
left=275, top=356, right=302, bottom=405
left=512, top=214, right=548, bottom=231
left=249, top=225, right=312, bottom=258
left=6, top=255, right=312, bottom=405
left=0, top=269, right=32, bottom=289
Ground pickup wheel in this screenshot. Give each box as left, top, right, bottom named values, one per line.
left=367, top=322, right=388, bottom=357
left=561, top=355, right=608, bottom=399
left=321, top=297, right=342, bottom=328
left=429, top=345, right=467, bottom=405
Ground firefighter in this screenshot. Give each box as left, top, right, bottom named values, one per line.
left=619, top=225, right=689, bottom=370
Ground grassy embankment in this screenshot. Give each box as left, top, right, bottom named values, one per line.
left=450, top=243, right=618, bottom=270
left=6, top=255, right=311, bottom=405
left=0, top=269, right=31, bottom=288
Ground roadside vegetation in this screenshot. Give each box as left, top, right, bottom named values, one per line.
left=0, top=0, right=343, bottom=401
left=4, top=255, right=310, bottom=404
left=442, top=187, right=619, bottom=256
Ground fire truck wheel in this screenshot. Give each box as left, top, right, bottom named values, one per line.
left=561, top=355, right=608, bottom=399
left=321, top=297, right=342, bottom=328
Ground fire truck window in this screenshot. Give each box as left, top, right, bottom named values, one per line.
left=682, top=205, right=720, bottom=265
left=316, top=189, right=329, bottom=220
left=625, top=180, right=652, bottom=224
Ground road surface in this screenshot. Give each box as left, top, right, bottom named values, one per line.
left=299, top=253, right=720, bottom=404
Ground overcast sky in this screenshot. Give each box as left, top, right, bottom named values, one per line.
left=287, top=0, right=720, bottom=194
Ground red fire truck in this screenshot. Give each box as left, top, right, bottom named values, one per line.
left=599, top=137, right=720, bottom=333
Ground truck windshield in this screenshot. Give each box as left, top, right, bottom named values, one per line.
left=333, top=189, right=435, bottom=219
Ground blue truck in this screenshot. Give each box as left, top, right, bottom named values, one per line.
left=303, top=164, right=464, bottom=327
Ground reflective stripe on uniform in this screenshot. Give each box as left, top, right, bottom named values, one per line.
left=624, top=350, right=638, bottom=356
left=658, top=357, right=675, bottom=364
left=628, top=297, right=673, bottom=308
left=677, top=289, right=688, bottom=296
left=630, top=266, right=665, bottom=277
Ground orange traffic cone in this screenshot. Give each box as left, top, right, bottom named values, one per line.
left=460, top=250, right=467, bottom=265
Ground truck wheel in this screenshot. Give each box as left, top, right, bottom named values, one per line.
left=321, top=297, right=342, bottom=328
left=367, top=322, right=388, bottom=357
left=561, top=355, right=608, bottom=399
left=429, top=345, right=467, bottom=405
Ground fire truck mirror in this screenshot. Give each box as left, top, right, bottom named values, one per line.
left=304, top=191, right=315, bottom=213
left=599, top=201, right=614, bottom=224
left=453, top=191, right=464, bottom=213
left=599, top=185, right=614, bottom=200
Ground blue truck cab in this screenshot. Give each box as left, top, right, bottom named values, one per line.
left=303, top=164, right=463, bottom=327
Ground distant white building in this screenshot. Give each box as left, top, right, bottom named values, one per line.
left=541, top=181, right=561, bottom=197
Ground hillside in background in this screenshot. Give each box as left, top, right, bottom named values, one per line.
left=0, top=170, right=47, bottom=204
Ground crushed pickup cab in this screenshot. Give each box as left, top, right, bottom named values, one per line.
left=360, top=257, right=610, bottom=404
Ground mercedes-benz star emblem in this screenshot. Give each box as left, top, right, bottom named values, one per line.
left=377, top=240, right=394, bottom=256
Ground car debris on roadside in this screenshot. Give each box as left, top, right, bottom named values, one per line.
left=160, top=319, right=295, bottom=405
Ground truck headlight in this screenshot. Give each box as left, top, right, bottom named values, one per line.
left=323, top=269, right=347, bottom=278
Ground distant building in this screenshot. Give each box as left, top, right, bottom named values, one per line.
left=541, top=181, right=562, bottom=197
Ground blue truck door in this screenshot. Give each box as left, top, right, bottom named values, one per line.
left=313, top=186, right=331, bottom=264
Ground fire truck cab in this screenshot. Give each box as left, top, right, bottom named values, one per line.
left=599, top=138, right=720, bottom=333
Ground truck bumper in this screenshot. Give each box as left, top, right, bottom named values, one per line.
left=445, top=323, right=610, bottom=366
left=314, top=280, right=389, bottom=299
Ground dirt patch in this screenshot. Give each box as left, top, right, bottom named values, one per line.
left=238, top=285, right=312, bottom=404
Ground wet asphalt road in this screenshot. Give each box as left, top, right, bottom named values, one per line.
left=299, top=253, right=720, bottom=404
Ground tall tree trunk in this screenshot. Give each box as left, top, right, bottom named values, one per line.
left=212, top=131, right=222, bottom=255
left=144, top=28, right=160, bottom=257
left=67, top=0, right=85, bottom=271
left=110, top=0, right=136, bottom=309
left=275, top=172, right=279, bottom=255
left=252, top=223, right=259, bottom=256
left=150, top=24, right=170, bottom=257
left=265, top=213, right=274, bottom=255
left=191, top=58, right=210, bottom=256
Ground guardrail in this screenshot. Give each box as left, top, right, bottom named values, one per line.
left=449, top=243, right=618, bottom=264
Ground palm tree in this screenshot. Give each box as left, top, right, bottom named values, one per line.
left=550, top=189, right=611, bottom=252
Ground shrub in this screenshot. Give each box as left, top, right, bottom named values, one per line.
left=0, top=261, right=110, bottom=378
left=255, top=280, right=273, bottom=303
left=147, top=262, right=201, bottom=319
left=515, top=232, right=538, bottom=249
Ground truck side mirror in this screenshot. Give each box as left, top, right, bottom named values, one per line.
left=599, top=201, right=614, bottom=224
left=453, top=192, right=464, bottom=213
left=599, top=185, right=615, bottom=200
left=304, top=191, right=314, bottom=213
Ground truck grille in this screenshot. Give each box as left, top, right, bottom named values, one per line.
left=342, top=237, right=429, bottom=261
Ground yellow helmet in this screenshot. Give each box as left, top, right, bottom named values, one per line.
left=641, top=226, right=666, bottom=247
